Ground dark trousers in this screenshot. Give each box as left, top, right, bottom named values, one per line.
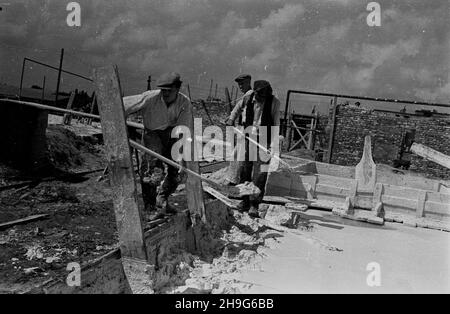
left=240, top=137, right=270, bottom=208
left=140, top=127, right=179, bottom=211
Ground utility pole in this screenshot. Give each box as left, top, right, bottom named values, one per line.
left=208, top=79, right=213, bottom=100
left=147, top=75, right=151, bottom=90
left=55, top=48, right=64, bottom=106
left=41, top=76, right=46, bottom=104
left=19, top=58, right=26, bottom=100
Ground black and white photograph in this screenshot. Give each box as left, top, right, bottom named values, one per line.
left=0, top=0, right=449, bottom=298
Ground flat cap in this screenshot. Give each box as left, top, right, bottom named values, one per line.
left=157, top=72, right=182, bottom=89
left=234, top=74, right=251, bottom=83
left=253, top=80, right=271, bottom=92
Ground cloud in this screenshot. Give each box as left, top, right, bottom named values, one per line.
left=0, top=0, right=448, bottom=105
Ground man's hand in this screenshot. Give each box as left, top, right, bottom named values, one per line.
left=224, top=118, right=234, bottom=126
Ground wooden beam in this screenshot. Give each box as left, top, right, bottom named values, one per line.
left=0, top=214, right=50, bottom=231
left=186, top=160, right=207, bottom=223
left=93, top=65, right=147, bottom=260
left=410, top=143, right=450, bottom=170
left=326, top=96, right=338, bottom=163
left=63, top=90, right=76, bottom=125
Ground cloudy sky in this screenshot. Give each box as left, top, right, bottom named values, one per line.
left=1, top=0, right=449, bottom=112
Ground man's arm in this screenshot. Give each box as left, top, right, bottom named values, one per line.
left=226, top=98, right=244, bottom=125
left=122, top=90, right=155, bottom=116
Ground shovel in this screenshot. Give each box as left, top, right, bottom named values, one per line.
left=129, top=140, right=260, bottom=199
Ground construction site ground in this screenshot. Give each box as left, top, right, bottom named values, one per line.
left=1, top=117, right=449, bottom=294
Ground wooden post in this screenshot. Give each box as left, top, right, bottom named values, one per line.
left=92, top=65, right=147, bottom=260
left=186, top=160, right=207, bottom=224
left=41, top=76, right=46, bottom=104
left=208, top=79, right=213, bottom=100
left=214, top=83, right=218, bottom=99
left=55, top=48, right=64, bottom=106
left=326, top=96, right=337, bottom=163
left=225, top=87, right=232, bottom=114
left=86, top=92, right=96, bottom=125
left=147, top=75, right=151, bottom=90
left=63, top=90, right=76, bottom=125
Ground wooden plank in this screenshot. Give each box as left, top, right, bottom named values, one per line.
left=315, top=174, right=354, bottom=189
left=0, top=214, right=50, bottom=231
left=355, top=135, right=376, bottom=192
left=93, top=65, right=147, bottom=260
left=315, top=184, right=349, bottom=197
left=383, top=185, right=423, bottom=200
left=63, top=91, right=76, bottom=125
left=203, top=185, right=242, bottom=210
left=411, top=143, right=450, bottom=170
left=426, top=191, right=450, bottom=204
left=290, top=120, right=309, bottom=149
left=381, top=195, right=417, bottom=210
left=424, top=201, right=450, bottom=218
left=186, top=161, right=207, bottom=223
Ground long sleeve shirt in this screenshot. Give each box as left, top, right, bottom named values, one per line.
left=230, top=93, right=281, bottom=151
left=228, top=90, right=280, bottom=127
left=228, top=89, right=253, bottom=124
left=123, top=90, right=193, bottom=132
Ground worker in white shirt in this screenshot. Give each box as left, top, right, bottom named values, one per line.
left=234, top=80, right=281, bottom=217
left=224, top=74, right=253, bottom=185
left=123, top=72, right=194, bottom=219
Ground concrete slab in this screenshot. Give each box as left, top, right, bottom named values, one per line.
left=239, top=211, right=450, bottom=293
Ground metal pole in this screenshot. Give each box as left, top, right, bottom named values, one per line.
left=54, top=48, right=64, bottom=106
left=147, top=75, right=151, bottom=90
left=208, top=79, right=213, bottom=100
left=19, top=58, right=26, bottom=100
left=24, top=57, right=92, bottom=82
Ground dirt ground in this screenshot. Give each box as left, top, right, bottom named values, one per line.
left=1, top=117, right=449, bottom=294
left=0, top=121, right=119, bottom=293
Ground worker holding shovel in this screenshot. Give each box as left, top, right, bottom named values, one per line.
left=224, top=74, right=253, bottom=186
left=123, top=72, right=194, bottom=220
left=226, top=80, right=281, bottom=217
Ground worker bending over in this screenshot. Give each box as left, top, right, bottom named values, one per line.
left=123, top=72, right=194, bottom=219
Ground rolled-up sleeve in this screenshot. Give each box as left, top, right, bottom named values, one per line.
left=228, top=99, right=244, bottom=123
left=123, top=92, right=150, bottom=116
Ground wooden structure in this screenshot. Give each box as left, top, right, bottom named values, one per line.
left=93, top=65, right=148, bottom=260
left=285, top=112, right=318, bottom=152
left=410, top=143, right=450, bottom=170
left=265, top=136, right=450, bottom=223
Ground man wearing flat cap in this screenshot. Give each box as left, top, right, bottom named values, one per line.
left=224, top=74, right=253, bottom=185
left=123, top=72, right=194, bottom=219
left=237, top=80, right=281, bottom=217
